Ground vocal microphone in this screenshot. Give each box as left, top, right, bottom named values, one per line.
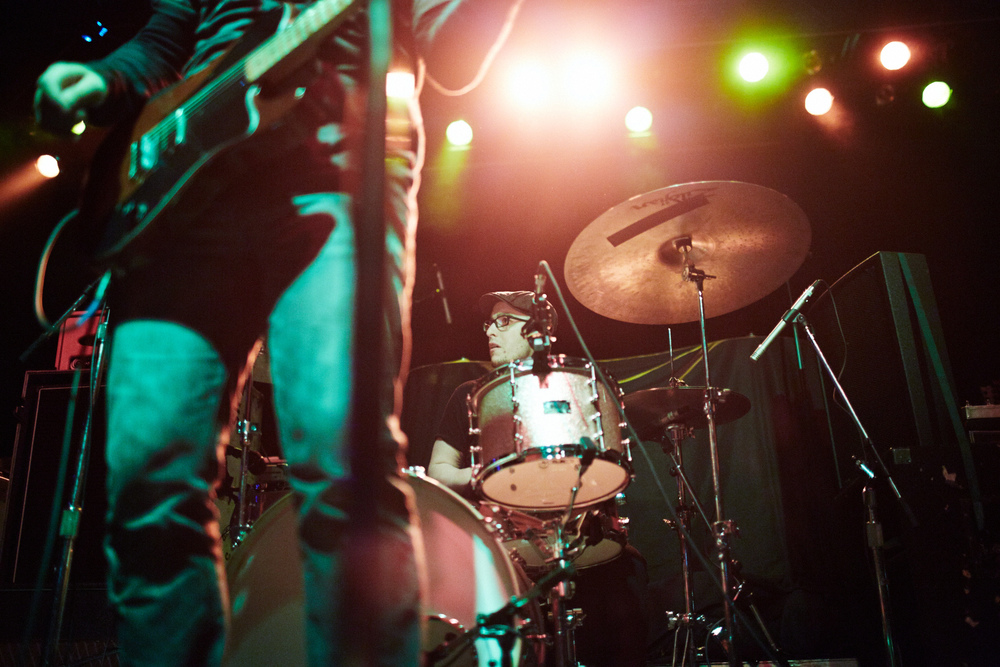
left=750, top=279, right=822, bottom=361
left=434, top=264, right=452, bottom=325
left=529, top=265, right=552, bottom=334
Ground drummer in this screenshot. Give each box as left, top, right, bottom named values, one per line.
left=428, top=290, right=651, bottom=667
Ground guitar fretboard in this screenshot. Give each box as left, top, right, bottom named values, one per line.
left=245, top=0, right=355, bottom=82
left=136, top=0, right=356, bottom=169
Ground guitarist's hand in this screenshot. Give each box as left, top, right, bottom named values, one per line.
left=35, top=62, right=109, bottom=135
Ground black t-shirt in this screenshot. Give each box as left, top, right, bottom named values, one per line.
left=434, top=379, right=479, bottom=468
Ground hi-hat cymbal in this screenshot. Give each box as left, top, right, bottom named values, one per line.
left=564, top=181, right=810, bottom=324
left=623, top=386, right=751, bottom=437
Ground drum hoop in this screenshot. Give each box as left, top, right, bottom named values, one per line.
left=470, top=355, right=619, bottom=406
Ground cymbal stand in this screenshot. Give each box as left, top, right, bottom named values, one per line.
left=663, top=421, right=704, bottom=666
left=676, top=237, right=739, bottom=667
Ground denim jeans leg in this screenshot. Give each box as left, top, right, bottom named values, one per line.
left=104, top=321, right=231, bottom=667
left=266, top=193, right=421, bottom=666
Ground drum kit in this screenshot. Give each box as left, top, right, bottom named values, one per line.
left=220, top=181, right=811, bottom=666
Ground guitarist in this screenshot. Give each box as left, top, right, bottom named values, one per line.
left=34, top=1, right=522, bottom=665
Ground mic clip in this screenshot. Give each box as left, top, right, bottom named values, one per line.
left=524, top=293, right=554, bottom=353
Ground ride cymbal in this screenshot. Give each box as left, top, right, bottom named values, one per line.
left=565, top=181, right=810, bottom=324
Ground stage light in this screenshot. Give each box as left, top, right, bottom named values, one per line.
left=507, top=61, right=550, bottom=108
left=445, top=120, right=473, bottom=147
left=35, top=155, right=60, bottom=178
left=625, top=106, right=653, bottom=134
left=922, top=81, right=952, bottom=108
left=564, top=52, right=614, bottom=106
left=879, top=41, right=911, bottom=71
left=738, top=52, right=769, bottom=83
left=804, top=88, right=834, bottom=116
left=71, top=121, right=87, bottom=135
left=386, top=71, right=415, bottom=99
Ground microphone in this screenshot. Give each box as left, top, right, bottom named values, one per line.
left=434, top=264, right=452, bottom=325
left=534, top=267, right=546, bottom=304
left=525, top=264, right=553, bottom=350
left=750, top=280, right=822, bottom=361
left=530, top=265, right=552, bottom=333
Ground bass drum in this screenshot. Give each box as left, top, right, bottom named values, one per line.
left=223, top=471, right=534, bottom=667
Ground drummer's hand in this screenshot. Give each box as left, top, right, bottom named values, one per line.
left=35, top=62, right=108, bottom=135
left=428, top=439, right=474, bottom=494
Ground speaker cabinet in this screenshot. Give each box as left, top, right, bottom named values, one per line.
left=1, top=371, right=108, bottom=589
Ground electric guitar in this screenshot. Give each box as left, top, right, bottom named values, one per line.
left=76, top=0, right=359, bottom=265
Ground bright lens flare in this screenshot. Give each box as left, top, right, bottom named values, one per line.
left=35, top=155, right=60, bottom=178
left=922, top=81, right=952, bottom=108
left=738, top=52, right=769, bottom=83
left=804, top=88, right=834, bottom=116
left=71, top=121, right=87, bottom=136
left=879, top=41, right=911, bottom=71
left=508, top=61, right=550, bottom=108
left=386, top=71, right=415, bottom=98
left=625, top=106, right=653, bottom=133
left=445, top=120, right=473, bottom=147
left=565, top=53, right=613, bottom=105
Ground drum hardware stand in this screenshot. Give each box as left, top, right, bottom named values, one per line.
left=675, top=236, right=739, bottom=667
left=789, top=311, right=914, bottom=667
left=539, top=446, right=594, bottom=666
left=229, top=356, right=263, bottom=551
left=425, top=560, right=577, bottom=667
left=662, top=421, right=706, bottom=667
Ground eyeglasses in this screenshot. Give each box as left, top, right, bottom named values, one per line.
left=483, top=314, right=530, bottom=332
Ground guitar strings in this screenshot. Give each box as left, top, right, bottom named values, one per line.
left=143, top=0, right=348, bottom=152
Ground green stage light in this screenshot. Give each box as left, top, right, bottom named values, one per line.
left=724, top=38, right=799, bottom=103
left=922, top=81, right=952, bottom=109
left=739, top=52, right=769, bottom=82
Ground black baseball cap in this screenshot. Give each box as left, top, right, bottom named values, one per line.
left=479, top=291, right=558, bottom=333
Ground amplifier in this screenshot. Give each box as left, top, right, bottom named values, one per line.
left=0, top=371, right=108, bottom=588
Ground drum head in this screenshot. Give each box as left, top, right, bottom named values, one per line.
left=471, top=356, right=630, bottom=510
left=223, top=472, right=529, bottom=667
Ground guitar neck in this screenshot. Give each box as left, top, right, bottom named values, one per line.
left=244, top=0, right=357, bottom=82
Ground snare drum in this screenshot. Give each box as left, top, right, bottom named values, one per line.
left=469, top=355, right=631, bottom=510
left=223, top=470, right=532, bottom=667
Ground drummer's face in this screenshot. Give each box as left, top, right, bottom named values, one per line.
left=486, top=302, right=532, bottom=366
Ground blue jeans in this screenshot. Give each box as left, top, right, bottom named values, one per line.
left=103, top=134, right=421, bottom=665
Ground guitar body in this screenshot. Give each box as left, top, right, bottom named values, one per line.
left=76, top=0, right=355, bottom=266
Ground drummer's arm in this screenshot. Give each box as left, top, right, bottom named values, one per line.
left=428, top=439, right=473, bottom=493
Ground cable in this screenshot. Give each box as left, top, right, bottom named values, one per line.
left=423, top=0, right=526, bottom=97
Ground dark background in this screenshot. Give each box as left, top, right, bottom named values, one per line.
left=0, top=0, right=998, bottom=662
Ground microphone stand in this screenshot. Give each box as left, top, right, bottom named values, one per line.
left=42, top=308, right=110, bottom=665
left=793, top=311, right=909, bottom=667
left=425, top=560, right=577, bottom=666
